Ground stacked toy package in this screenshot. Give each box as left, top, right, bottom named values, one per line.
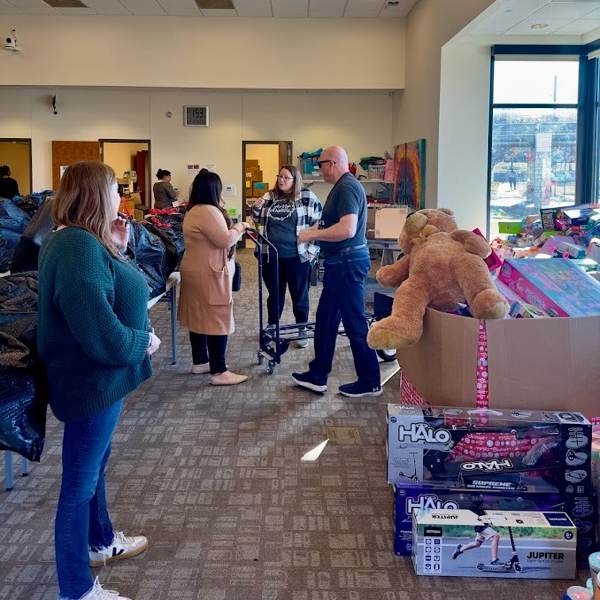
left=393, top=486, right=595, bottom=559
left=498, top=258, right=600, bottom=317
left=388, top=405, right=596, bottom=560
left=412, top=508, right=577, bottom=579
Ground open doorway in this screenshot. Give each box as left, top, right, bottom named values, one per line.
left=242, top=141, right=293, bottom=223
left=0, top=138, right=32, bottom=196
left=100, top=139, right=151, bottom=214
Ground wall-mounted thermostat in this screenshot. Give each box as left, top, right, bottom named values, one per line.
left=183, top=106, right=209, bottom=127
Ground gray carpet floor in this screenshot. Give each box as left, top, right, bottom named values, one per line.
left=0, top=250, right=579, bottom=598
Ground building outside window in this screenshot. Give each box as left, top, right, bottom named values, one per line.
left=489, top=59, right=579, bottom=238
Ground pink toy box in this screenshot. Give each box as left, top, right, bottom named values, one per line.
left=498, top=258, right=600, bottom=317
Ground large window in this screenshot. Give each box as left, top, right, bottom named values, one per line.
left=489, top=59, right=580, bottom=238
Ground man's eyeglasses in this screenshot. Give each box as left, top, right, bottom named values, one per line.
left=277, top=175, right=293, bottom=181
left=317, top=160, right=336, bottom=168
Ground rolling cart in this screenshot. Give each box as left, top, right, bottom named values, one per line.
left=246, top=229, right=397, bottom=375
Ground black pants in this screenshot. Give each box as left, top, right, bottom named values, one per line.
left=262, top=255, right=310, bottom=325
left=189, top=332, right=227, bottom=374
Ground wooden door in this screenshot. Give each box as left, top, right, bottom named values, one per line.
left=278, top=141, right=293, bottom=169
left=52, top=141, right=100, bottom=190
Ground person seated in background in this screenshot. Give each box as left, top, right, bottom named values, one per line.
left=0, top=165, right=20, bottom=199
left=152, top=168, right=178, bottom=209
left=252, top=165, right=322, bottom=348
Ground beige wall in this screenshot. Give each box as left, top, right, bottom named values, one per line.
left=245, top=144, right=280, bottom=192
left=3, top=16, right=405, bottom=90
left=0, top=141, right=31, bottom=195
left=392, top=0, right=495, bottom=208
left=0, top=87, right=393, bottom=213
left=437, top=41, right=491, bottom=232
left=103, top=142, right=148, bottom=180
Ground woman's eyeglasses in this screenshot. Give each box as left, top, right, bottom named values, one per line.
left=277, top=175, right=294, bottom=181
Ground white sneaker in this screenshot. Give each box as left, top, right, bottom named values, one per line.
left=191, top=363, right=210, bottom=374
left=89, top=531, right=148, bottom=567
left=79, top=577, right=131, bottom=599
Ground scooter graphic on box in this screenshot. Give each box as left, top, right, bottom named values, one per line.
left=451, top=512, right=521, bottom=573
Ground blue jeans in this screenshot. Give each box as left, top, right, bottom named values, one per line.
left=309, top=248, right=380, bottom=387
left=56, top=400, right=122, bottom=599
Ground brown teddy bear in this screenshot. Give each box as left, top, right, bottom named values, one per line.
left=367, top=208, right=509, bottom=349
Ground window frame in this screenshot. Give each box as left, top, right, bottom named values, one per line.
left=487, top=43, right=599, bottom=236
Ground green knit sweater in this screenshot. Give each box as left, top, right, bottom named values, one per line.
left=38, top=227, right=152, bottom=422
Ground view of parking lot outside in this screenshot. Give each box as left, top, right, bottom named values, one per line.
left=489, top=60, right=579, bottom=239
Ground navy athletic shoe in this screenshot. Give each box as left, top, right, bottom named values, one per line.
left=490, top=558, right=501, bottom=565
left=452, top=545, right=462, bottom=560
left=338, top=381, right=382, bottom=398
left=291, top=371, right=327, bottom=393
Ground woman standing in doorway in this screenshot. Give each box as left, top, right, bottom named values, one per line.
left=152, top=168, right=178, bottom=209
left=252, top=165, right=322, bottom=347
left=37, top=161, right=160, bottom=600
left=178, top=170, right=250, bottom=385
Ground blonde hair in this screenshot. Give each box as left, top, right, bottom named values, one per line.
left=273, top=165, right=303, bottom=200
left=53, top=161, right=121, bottom=258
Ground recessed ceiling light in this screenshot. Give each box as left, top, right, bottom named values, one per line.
left=530, top=23, right=549, bottom=30
left=195, top=0, right=234, bottom=8
left=43, top=0, right=87, bottom=6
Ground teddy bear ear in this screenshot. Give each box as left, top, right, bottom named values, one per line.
left=404, top=211, right=428, bottom=234
left=438, top=208, right=454, bottom=216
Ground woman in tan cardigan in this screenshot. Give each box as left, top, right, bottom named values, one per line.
left=178, top=170, right=250, bottom=385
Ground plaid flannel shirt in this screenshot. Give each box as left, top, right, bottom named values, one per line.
left=252, top=188, right=322, bottom=263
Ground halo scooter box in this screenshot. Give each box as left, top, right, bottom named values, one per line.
left=393, top=485, right=596, bottom=561
left=412, top=508, right=576, bottom=579
left=387, top=405, right=592, bottom=495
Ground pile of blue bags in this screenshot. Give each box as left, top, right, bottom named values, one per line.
left=0, top=192, right=185, bottom=461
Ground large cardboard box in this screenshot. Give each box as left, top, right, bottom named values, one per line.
left=395, top=308, right=600, bottom=413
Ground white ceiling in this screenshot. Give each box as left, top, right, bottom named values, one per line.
left=0, top=0, right=417, bottom=18
left=469, top=0, right=600, bottom=36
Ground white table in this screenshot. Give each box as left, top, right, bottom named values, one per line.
left=148, top=271, right=180, bottom=366
left=367, top=239, right=402, bottom=266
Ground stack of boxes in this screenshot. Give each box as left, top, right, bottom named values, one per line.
left=387, top=404, right=596, bottom=563
left=245, top=159, right=268, bottom=198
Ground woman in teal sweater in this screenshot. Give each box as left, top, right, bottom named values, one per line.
left=38, top=161, right=161, bottom=600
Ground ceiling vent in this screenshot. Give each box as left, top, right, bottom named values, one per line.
left=195, top=0, right=235, bottom=9
left=43, top=0, right=88, bottom=7
left=184, top=106, right=209, bottom=127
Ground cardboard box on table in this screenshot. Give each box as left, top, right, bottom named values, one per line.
left=394, top=308, right=600, bottom=413
left=374, top=207, right=408, bottom=240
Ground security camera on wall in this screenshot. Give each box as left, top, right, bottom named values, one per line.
left=4, top=29, right=20, bottom=52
